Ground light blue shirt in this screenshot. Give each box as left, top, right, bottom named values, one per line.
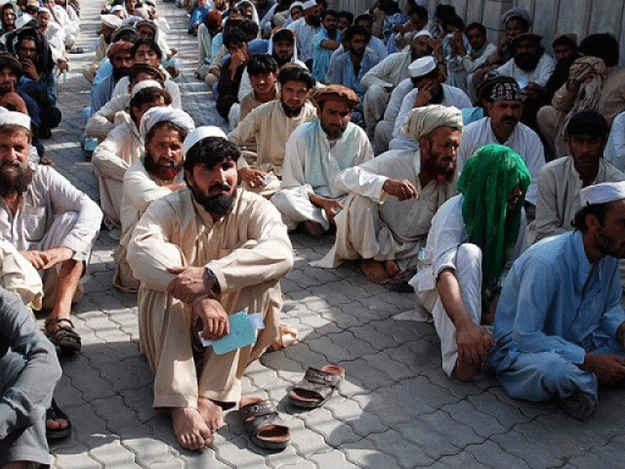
left=325, top=49, right=379, bottom=100
left=312, top=28, right=341, bottom=83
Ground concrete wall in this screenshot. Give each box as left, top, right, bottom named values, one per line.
left=333, top=0, right=625, bottom=64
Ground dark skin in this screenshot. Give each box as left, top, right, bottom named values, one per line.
left=569, top=134, right=605, bottom=187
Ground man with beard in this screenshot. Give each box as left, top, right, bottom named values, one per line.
left=389, top=56, right=471, bottom=151
left=316, top=105, right=462, bottom=286
left=536, top=110, right=624, bottom=241
left=91, top=39, right=134, bottom=114
left=457, top=80, right=545, bottom=207
left=126, top=128, right=293, bottom=451
left=288, top=0, right=321, bottom=68
left=83, top=14, right=123, bottom=83
left=325, top=25, right=378, bottom=105
left=228, top=64, right=317, bottom=198
left=409, top=144, right=531, bottom=381
left=273, top=85, right=373, bottom=237
left=312, top=9, right=340, bottom=82
left=92, top=85, right=171, bottom=230
left=13, top=27, right=62, bottom=139
left=489, top=180, right=625, bottom=420
left=114, top=106, right=194, bottom=291
left=0, top=111, right=102, bottom=354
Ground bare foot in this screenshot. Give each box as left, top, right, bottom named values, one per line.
left=197, top=397, right=224, bottom=432
left=171, top=406, right=213, bottom=451
left=303, top=220, right=324, bottom=239
left=384, top=260, right=401, bottom=278
left=361, top=259, right=390, bottom=284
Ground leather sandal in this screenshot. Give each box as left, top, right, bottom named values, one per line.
left=288, top=365, right=344, bottom=409
left=239, top=397, right=290, bottom=451
left=45, top=318, right=81, bottom=355
left=46, top=399, right=72, bottom=441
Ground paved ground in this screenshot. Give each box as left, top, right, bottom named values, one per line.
left=42, top=2, right=625, bottom=468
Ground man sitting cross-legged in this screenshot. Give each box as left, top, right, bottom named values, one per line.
left=0, top=111, right=103, bottom=354
left=409, top=144, right=531, bottom=381
left=316, top=105, right=462, bottom=286
left=127, top=128, right=293, bottom=450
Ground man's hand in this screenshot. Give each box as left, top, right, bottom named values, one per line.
left=309, top=193, right=343, bottom=225
left=524, top=82, right=544, bottom=100
left=382, top=178, right=417, bottom=201
left=20, top=247, right=73, bottom=270
left=583, top=353, right=625, bottom=384
left=456, top=321, right=495, bottom=366
left=230, top=50, right=247, bottom=70
left=167, top=266, right=217, bottom=304
left=57, top=59, right=69, bottom=72
left=194, top=298, right=229, bottom=340
left=20, top=58, right=40, bottom=81
left=239, top=167, right=267, bottom=189
left=414, top=80, right=437, bottom=107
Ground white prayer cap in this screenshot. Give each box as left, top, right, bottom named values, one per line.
left=130, top=79, right=163, bottom=98
left=290, top=1, right=303, bottom=12
left=409, top=56, right=437, bottom=78
left=412, top=29, right=432, bottom=40
left=184, top=126, right=227, bottom=156
left=580, top=181, right=625, bottom=207
left=140, top=106, right=195, bottom=143
left=15, top=14, right=34, bottom=29
left=302, top=0, right=317, bottom=10
left=101, top=14, right=123, bottom=29
left=37, top=7, right=51, bottom=15
left=110, top=5, right=124, bottom=14
left=0, top=110, right=31, bottom=132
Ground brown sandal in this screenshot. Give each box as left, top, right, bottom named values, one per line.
left=288, top=365, right=344, bottom=409
left=239, top=397, right=290, bottom=450
left=45, top=318, right=81, bottom=354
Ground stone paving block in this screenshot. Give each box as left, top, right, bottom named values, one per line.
left=362, top=349, right=416, bottom=382
left=350, top=323, right=403, bottom=351
left=569, top=448, right=622, bottom=469
left=328, top=330, right=379, bottom=358
left=67, top=403, right=109, bottom=441
left=123, top=429, right=179, bottom=466
left=146, top=459, right=186, bottom=469
left=367, top=428, right=435, bottom=468
left=89, top=439, right=137, bottom=467
left=466, top=392, right=531, bottom=428
left=307, top=449, right=362, bottom=469
left=54, top=374, right=85, bottom=409
left=515, top=417, right=591, bottom=459
left=281, top=342, right=331, bottom=372
left=341, top=440, right=403, bottom=469
left=419, top=410, right=484, bottom=448
left=395, top=420, right=460, bottom=460
left=69, top=367, right=116, bottom=402
left=490, top=429, right=562, bottom=468
left=341, top=358, right=398, bottom=392
left=441, top=399, right=508, bottom=438
left=486, top=386, right=556, bottom=419
left=181, top=450, right=232, bottom=469
left=325, top=397, right=388, bottom=437
left=436, top=450, right=490, bottom=468
left=120, top=387, right=158, bottom=423
left=304, top=335, right=363, bottom=363
left=466, top=439, right=532, bottom=468
left=92, top=395, right=140, bottom=433
left=54, top=452, right=102, bottom=469
left=298, top=407, right=361, bottom=446
left=212, top=434, right=271, bottom=468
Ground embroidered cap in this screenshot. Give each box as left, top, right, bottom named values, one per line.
left=408, top=56, right=437, bottom=78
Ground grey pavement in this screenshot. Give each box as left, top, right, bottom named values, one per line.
left=43, top=2, right=625, bottom=468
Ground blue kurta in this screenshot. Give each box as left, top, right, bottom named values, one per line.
left=489, top=230, right=625, bottom=403
left=325, top=49, right=379, bottom=101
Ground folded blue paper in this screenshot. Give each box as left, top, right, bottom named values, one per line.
left=198, top=311, right=264, bottom=355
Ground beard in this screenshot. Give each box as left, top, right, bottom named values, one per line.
left=421, top=151, right=455, bottom=182
left=281, top=100, right=303, bottom=117
left=306, top=15, right=321, bottom=27
left=144, top=150, right=183, bottom=181
left=0, top=159, right=32, bottom=197
left=189, top=181, right=235, bottom=217
left=113, top=66, right=130, bottom=82
left=514, top=52, right=541, bottom=72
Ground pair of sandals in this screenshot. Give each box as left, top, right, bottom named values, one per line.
left=45, top=318, right=81, bottom=355
left=239, top=365, right=344, bottom=451
left=46, top=399, right=72, bottom=442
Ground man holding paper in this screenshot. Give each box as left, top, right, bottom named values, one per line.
left=127, top=127, right=294, bottom=451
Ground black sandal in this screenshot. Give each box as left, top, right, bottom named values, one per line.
left=239, top=397, right=290, bottom=450
left=46, top=399, right=72, bottom=442
left=288, top=365, right=344, bottom=409
left=45, top=318, right=81, bottom=355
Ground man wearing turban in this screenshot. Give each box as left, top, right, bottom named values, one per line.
left=316, top=105, right=462, bottom=287
left=409, top=143, right=531, bottom=381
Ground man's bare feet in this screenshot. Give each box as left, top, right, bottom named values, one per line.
left=303, top=220, right=325, bottom=239
left=384, top=260, right=401, bottom=278
left=171, top=406, right=213, bottom=451
left=362, top=259, right=390, bottom=284
left=197, top=397, right=224, bottom=432
left=453, top=359, right=481, bottom=382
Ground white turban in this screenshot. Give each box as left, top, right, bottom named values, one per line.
left=101, top=14, right=122, bottom=29
left=130, top=79, right=163, bottom=98
left=0, top=110, right=31, bottom=132
left=402, top=105, right=463, bottom=141
left=139, top=106, right=195, bottom=144
left=184, top=126, right=228, bottom=156
left=580, top=181, right=625, bottom=206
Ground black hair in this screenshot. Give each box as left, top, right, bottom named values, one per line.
left=466, top=22, right=486, bottom=37
left=344, top=25, right=370, bottom=44
left=448, top=15, right=465, bottom=31
left=224, top=27, right=248, bottom=49
left=565, top=110, right=609, bottom=141
left=322, top=9, right=338, bottom=20
left=129, top=87, right=171, bottom=121
left=579, top=33, right=619, bottom=67
left=184, top=137, right=240, bottom=173
left=277, top=64, right=315, bottom=88
left=552, top=35, right=576, bottom=49
left=434, top=4, right=455, bottom=20
left=238, top=19, right=259, bottom=41
left=272, top=28, right=294, bottom=44
left=412, top=5, right=427, bottom=20
left=247, top=53, right=278, bottom=76
left=337, top=10, right=353, bottom=26
left=131, top=37, right=162, bottom=59
left=572, top=202, right=610, bottom=232
left=354, top=13, right=372, bottom=25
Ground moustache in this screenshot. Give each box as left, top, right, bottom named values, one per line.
left=1, top=160, right=22, bottom=169
left=209, top=183, right=232, bottom=192
left=501, top=117, right=518, bottom=124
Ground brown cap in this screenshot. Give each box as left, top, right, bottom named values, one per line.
left=129, top=63, right=166, bottom=83
left=107, top=39, right=134, bottom=59
left=512, top=32, right=543, bottom=45
left=0, top=54, right=22, bottom=77
left=312, top=84, right=360, bottom=108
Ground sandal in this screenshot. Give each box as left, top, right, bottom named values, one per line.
left=45, top=318, right=81, bottom=354
left=46, top=399, right=72, bottom=441
left=239, top=397, right=290, bottom=450
left=288, top=365, right=344, bottom=409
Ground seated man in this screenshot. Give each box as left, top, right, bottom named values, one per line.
left=0, top=111, right=103, bottom=354
left=605, top=109, right=625, bottom=171
left=127, top=128, right=293, bottom=450
left=83, top=14, right=122, bottom=83
left=409, top=144, right=531, bottom=381
left=90, top=39, right=134, bottom=115
left=273, top=85, right=374, bottom=237
left=114, top=106, right=195, bottom=291
left=317, top=105, right=462, bottom=285
left=36, top=6, right=69, bottom=74
left=489, top=181, right=625, bottom=419
left=457, top=79, right=545, bottom=207
left=536, top=110, right=624, bottom=240
left=216, top=27, right=250, bottom=131
left=0, top=287, right=62, bottom=469
left=229, top=64, right=317, bottom=198
left=92, top=85, right=170, bottom=230
left=312, top=9, right=341, bottom=82
left=238, top=54, right=279, bottom=121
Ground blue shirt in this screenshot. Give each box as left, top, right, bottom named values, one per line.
left=490, top=230, right=625, bottom=369
left=312, top=28, right=341, bottom=83
left=325, top=49, right=379, bottom=100
left=189, top=5, right=210, bottom=27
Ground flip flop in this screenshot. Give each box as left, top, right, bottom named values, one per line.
left=46, top=399, right=71, bottom=441
left=239, top=397, right=290, bottom=451
left=45, top=318, right=81, bottom=355
left=288, top=365, right=344, bottom=409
